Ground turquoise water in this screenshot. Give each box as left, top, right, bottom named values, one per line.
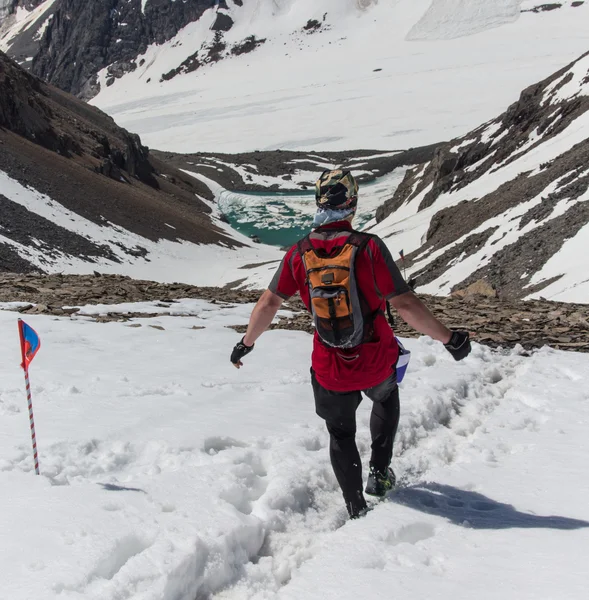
left=219, top=191, right=375, bottom=247
left=230, top=211, right=313, bottom=247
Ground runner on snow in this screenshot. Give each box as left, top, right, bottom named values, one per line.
left=231, top=170, right=471, bottom=519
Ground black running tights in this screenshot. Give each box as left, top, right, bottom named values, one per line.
left=311, top=372, right=400, bottom=504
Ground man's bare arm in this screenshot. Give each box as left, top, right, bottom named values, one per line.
left=389, top=292, right=452, bottom=344
left=243, top=289, right=285, bottom=347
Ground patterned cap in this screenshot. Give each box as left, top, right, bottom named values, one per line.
left=315, top=170, right=359, bottom=210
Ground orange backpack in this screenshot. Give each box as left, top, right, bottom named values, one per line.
left=298, top=232, right=374, bottom=348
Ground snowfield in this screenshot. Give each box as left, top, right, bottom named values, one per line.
left=91, top=0, right=589, bottom=153
left=1, top=302, right=588, bottom=599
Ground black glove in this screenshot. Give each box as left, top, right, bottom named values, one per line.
left=231, top=337, right=254, bottom=368
left=444, top=330, right=471, bottom=361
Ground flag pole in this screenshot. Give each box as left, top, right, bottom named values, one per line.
left=400, top=250, right=407, bottom=281
left=18, top=319, right=40, bottom=475
left=23, top=367, right=40, bottom=475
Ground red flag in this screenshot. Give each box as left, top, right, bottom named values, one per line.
left=399, top=249, right=405, bottom=261
left=18, top=319, right=41, bottom=370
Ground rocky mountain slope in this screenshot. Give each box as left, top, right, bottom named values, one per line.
left=1, top=0, right=271, bottom=99
left=155, top=145, right=439, bottom=193
left=0, top=50, right=281, bottom=280
left=372, top=51, right=589, bottom=303
left=0, top=0, right=54, bottom=64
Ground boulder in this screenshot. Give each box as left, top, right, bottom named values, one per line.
left=452, top=279, right=498, bottom=300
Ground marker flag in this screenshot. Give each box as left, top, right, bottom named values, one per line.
left=399, top=249, right=405, bottom=260
left=17, top=320, right=42, bottom=474
left=18, top=319, right=41, bottom=370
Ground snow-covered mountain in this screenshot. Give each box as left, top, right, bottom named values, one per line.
left=372, top=50, right=589, bottom=303
left=1, top=1, right=588, bottom=152
left=0, top=50, right=281, bottom=283
left=2, top=1, right=589, bottom=301
left=0, top=0, right=53, bottom=64
left=92, top=0, right=589, bottom=154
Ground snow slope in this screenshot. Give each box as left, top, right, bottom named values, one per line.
left=91, top=0, right=589, bottom=153
left=0, top=0, right=56, bottom=55
left=407, top=0, right=521, bottom=40
left=0, top=302, right=588, bottom=599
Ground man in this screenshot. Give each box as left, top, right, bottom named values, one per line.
left=230, top=170, right=471, bottom=519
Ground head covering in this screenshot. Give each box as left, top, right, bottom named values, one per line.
left=313, top=170, right=359, bottom=228
left=312, top=206, right=356, bottom=228
left=315, top=170, right=359, bottom=210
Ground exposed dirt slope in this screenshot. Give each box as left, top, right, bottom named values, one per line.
left=0, top=50, right=239, bottom=272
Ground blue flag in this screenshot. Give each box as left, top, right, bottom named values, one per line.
left=18, top=319, right=41, bottom=370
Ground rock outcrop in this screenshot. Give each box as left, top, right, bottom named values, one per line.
left=0, top=0, right=43, bottom=19
left=29, top=0, right=218, bottom=98
left=1, top=273, right=588, bottom=353
left=0, top=50, right=155, bottom=184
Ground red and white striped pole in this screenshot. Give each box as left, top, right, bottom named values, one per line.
left=18, top=319, right=41, bottom=476
left=23, top=367, right=39, bottom=475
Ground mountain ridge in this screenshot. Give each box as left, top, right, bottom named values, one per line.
left=372, top=50, right=589, bottom=303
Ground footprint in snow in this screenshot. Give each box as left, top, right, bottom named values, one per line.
left=422, top=354, right=437, bottom=367
left=446, top=498, right=465, bottom=508
left=419, top=495, right=439, bottom=509
left=54, top=534, right=152, bottom=594
left=485, top=368, right=503, bottom=384
left=471, top=501, right=499, bottom=512
left=386, top=522, right=436, bottom=546
left=203, top=436, right=248, bottom=454
left=299, top=436, right=324, bottom=451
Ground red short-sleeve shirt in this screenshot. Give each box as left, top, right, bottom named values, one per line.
left=269, top=221, right=410, bottom=392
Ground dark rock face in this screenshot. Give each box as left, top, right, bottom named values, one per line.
left=7, top=1, right=269, bottom=97
left=212, top=12, right=234, bottom=32
left=161, top=29, right=227, bottom=82
left=0, top=244, right=41, bottom=273
left=0, top=51, right=155, bottom=185
left=231, top=35, right=266, bottom=56
left=0, top=50, right=240, bottom=273
left=376, top=51, right=589, bottom=300
left=31, top=0, right=217, bottom=98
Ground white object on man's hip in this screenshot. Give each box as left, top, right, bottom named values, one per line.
left=395, top=337, right=411, bottom=384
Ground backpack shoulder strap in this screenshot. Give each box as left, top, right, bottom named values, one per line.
left=347, top=231, right=373, bottom=253
left=349, top=232, right=388, bottom=334
left=297, top=234, right=313, bottom=256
